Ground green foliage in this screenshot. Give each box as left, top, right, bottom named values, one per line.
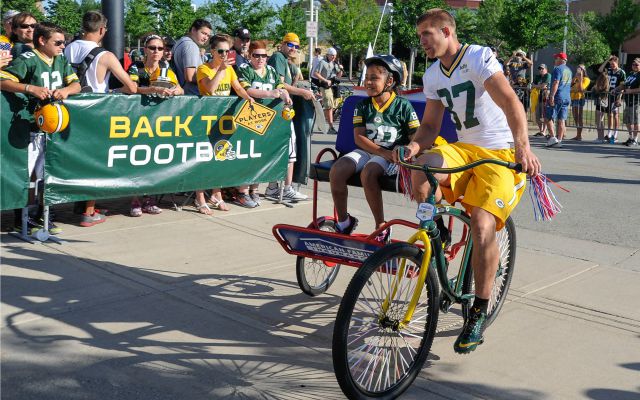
left=475, top=0, right=505, bottom=48
left=391, top=0, right=447, bottom=51
left=206, top=0, right=276, bottom=38
left=271, top=1, right=307, bottom=45
left=594, top=0, right=640, bottom=52
left=320, top=0, right=381, bottom=55
left=149, top=0, right=199, bottom=39
left=46, top=0, right=82, bottom=36
left=125, top=0, right=157, bottom=42
left=498, top=0, right=565, bottom=54
left=453, top=8, right=478, bottom=45
left=1, top=0, right=45, bottom=21
left=79, top=0, right=100, bottom=14
left=567, top=12, right=610, bottom=66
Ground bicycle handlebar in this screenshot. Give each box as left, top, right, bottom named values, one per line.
left=397, top=147, right=523, bottom=174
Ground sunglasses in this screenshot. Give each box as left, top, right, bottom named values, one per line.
left=286, top=42, right=300, bottom=49
left=252, top=53, right=268, bottom=59
left=19, top=23, right=36, bottom=29
left=216, top=49, right=230, bottom=54
left=53, top=40, right=65, bottom=46
left=147, top=45, right=164, bottom=52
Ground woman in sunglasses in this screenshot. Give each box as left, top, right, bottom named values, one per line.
left=128, top=34, right=184, bottom=97
left=9, top=12, right=37, bottom=57
left=194, top=33, right=254, bottom=214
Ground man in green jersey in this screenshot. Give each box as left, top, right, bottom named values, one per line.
left=1, top=22, right=81, bottom=235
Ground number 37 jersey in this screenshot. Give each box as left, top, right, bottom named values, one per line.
left=423, top=44, right=512, bottom=149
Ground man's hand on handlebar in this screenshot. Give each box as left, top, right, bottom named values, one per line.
left=515, top=146, right=541, bottom=177
left=392, top=142, right=420, bottom=163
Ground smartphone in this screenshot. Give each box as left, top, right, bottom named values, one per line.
left=227, top=49, right=237, bottom=65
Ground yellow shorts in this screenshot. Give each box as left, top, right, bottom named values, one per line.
left=429, top=142, right=526, bottom=230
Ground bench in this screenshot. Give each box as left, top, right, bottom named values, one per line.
left=309, top=92, right=457, bottom=192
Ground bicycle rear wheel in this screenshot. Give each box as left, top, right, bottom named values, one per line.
left=332, top=243, right=439, bottom=400
left=296, top=219, right=341, bottom=296
left=462, top=215, right=517, bottom=327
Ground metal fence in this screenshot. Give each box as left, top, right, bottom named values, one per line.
left=514, top=87, right=640, bottom=129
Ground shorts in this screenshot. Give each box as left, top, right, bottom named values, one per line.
left=289, top=122, right=297, bottom=162
left=571, top=98, right=585, bottom=107
left=343, top=149, right=396, bottom=176
left=428, top=142, right=526, bottom=231
left=623, top=104, right=640, bottom=125
left=545, top=99, right=570, bottom=121
left=321, top=87, right=337, bottom=110
left=28, top=132, right=45, bottom=180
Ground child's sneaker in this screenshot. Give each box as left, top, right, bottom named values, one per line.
left=37, top=216, right=62, bottom=235
left=236, top=193, right=258, bottom=208
left=14, top=217, right=42, bottom=235
left=80, top=212, right=106, bottom=227
left=374, top=227, right=392, bottom=244
left=336, top=214, right=358, bottom=235
left=130, top=200, right=142, bottom=217
left=142, top=197, right=162, bottom=214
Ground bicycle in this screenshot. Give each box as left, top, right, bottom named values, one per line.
left=331, top=154, right=522, bottom=400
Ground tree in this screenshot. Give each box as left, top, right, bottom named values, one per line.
left=567, top=12, right=610, bottom=67
left=149, top=0, right=199, bottom=39
left=46, top=0, right=82, bottom=36
left=475, top=0, right=505, bottom=49
left=390, top=0, right=447, bottom=88
left=1, top=0, right=45, bottom=22
left=125, top=0, right=156, bottom=44
left=320, top=0, right=380, bottom=77
left=498, top=0, right=565, bottom=54
left=207, top=0, right=276, bottom=38
left=79, top=0, right=100, bottom=14
left=595, top=0, right=640, bottom=54
left=453, top=8, right=478, bottom=45
left=271, top=1, right=307, bottom=46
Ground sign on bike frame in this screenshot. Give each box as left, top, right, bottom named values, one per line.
left=416, top=202, right=436, bottom=222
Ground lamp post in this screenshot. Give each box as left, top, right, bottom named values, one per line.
left=562, top=0, right=569, bottom=53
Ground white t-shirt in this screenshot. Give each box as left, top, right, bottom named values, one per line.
left=64, top=40, right=110, bottom=93
left=423, top=44, right=512, bottom=149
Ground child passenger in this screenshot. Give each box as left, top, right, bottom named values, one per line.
left=329, top=54, right=419, bottom=243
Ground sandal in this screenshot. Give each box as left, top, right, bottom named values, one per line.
left=194, top=200, right=213, bottom=215
left=208, top=197, right=230, bottom=211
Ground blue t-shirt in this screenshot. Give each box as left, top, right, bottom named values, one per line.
left=551, top=64, right=572, bottom=101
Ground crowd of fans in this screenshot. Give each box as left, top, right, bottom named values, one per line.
left=494, top=48, right=640, bottom=148
left=0, top=10, right=317, bottom=236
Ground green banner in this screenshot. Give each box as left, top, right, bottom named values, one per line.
left=44, top=94, right=291, bottom=205
left=0, top=92, right=30, bottom=211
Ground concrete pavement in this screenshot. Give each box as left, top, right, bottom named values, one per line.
left=2, top=127, right=639, bottom=399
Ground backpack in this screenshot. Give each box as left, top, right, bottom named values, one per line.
left=71, top=46, right=106, bottom=92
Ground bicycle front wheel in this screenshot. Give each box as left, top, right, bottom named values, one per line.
left=332, top=243, right=439, bottom=400
left=462, top=215, right=517, bottom=327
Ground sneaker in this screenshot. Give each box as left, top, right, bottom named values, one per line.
left=609, top=136, right=617, bottom=144
left=14, top=217, right=42, bottom=235
left=454, top=307, right=487, bottom=354
left=142, top=197, right=162, bottom=214
left=282, top=186, right=308, bottom=201
left=236, top=193, right=258, bottom=208
left=630, top=140, right=639, bottom=147
left=604, top=135, right=610, bottom=141
left=545, top=136, right=559, bottom=147
left=37, top=216, right=62, bottom=235
left=556, top=140, right=563, bottom=148
left=249, top=191, right=261, bottom=205
left=80, top=212, right=106, bottom=227
left=374, top=226, right=392, bottom=244
left=336, top=214, right=359, bottom=235
left=130, top=200, right=142, bottom=217
left=264, top=185, right=280, bottom=198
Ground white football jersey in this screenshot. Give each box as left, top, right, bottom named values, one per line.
left=423, top=44, right=513, bottom=149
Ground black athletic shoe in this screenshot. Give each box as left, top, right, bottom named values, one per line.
left=337, top=214, right=358, bottom=235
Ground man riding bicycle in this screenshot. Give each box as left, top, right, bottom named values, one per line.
left=394, top=8, right=541, bottom=354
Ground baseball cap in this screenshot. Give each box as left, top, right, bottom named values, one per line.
left=327, top=47, right=337, bottom=56
left=282, top=32, right=300, bottom=44
left=233, top=27, right=250, bottom=40
left=3, top=10, right=19, bottom=23
left=538, top=63, right=547, bottom=69
left=553, top=52, right=567, bottom=60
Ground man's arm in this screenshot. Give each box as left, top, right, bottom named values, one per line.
left=484, top=71, right=540, bottom=176
left=547, top=79, right=559, bottom=105
left=103, top=52, right=137, bottom=94
left=598, top=58, right=609, bottom=74
left=394, top=99, right=444, bottom=161
left=0, top=80, right=51, bottom=100
left=184, top=67, right=197, bottom=85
